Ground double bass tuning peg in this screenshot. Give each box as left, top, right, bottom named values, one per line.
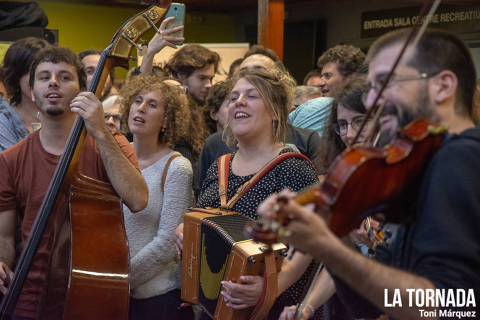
left=121, top=33, right=144, bottom=53
left=143, top=12, right=161, bottom=33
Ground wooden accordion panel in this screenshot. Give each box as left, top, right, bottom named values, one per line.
left=181, top=209, right=286, bottom=320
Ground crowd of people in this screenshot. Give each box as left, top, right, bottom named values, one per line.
left=0, top=11, right=478, bottom=320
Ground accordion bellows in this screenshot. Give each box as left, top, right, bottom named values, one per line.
left=181, top=209, right=286, bottom=320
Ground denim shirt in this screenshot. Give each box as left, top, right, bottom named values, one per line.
left=0, top=97, right=30, bottom=152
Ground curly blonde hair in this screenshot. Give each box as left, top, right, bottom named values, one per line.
left=224, top=67, right=296, bottom=147
left=119, top=74, right=190, bottom=147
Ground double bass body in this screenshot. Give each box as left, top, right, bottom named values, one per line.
left=62, top=173, right=129, bottom=319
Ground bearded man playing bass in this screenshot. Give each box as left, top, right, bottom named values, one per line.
left=259, top=28, right=480, bottom=320
left=0, top=46, right=148, bottom=319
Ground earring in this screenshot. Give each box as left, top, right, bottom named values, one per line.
left=272, top=120, right=279, bottom=140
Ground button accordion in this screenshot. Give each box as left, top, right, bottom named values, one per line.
left=181, top=208, right=287, bottom=320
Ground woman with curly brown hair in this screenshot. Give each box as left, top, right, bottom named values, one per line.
left=120, top=74, right=194, bottom=320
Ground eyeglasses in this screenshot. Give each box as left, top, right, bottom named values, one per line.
left=334, top=116, right=368, bottom=136
left=104, top=113, right=121, bottom=122
left=362, top=72, right=438, bottom=105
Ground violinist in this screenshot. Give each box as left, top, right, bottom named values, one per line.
left=280, top=76, right=391, bottom=320
left=259, top=28, right=480, bottom=319
left=0, top=46, right=148, bottom=319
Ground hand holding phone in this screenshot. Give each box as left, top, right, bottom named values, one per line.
left=141, top=3, right=185, bottom=72
left=163, top=3, right=185, bottom=46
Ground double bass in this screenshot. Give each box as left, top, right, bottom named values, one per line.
left=0, top=2, right=177, bottom=319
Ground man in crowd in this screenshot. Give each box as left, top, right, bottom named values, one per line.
left=102, top=94, right=121, bottom=134
left=316, top=44, right=365, bottom=97
left=0, top=46, right=148, bottom=319
left=78, top=49, right=117, bottom=100
left=303, top=69, right=323, bottom=87
left=205, top=80, right=230, bottom=133
left=165, top=44, right=220, bottom=108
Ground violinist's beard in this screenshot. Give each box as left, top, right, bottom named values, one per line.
left=376, top=129, right=396, bottom=147
left=398, top=84, right=439, bottom=127
left=376, top=102, right=400, bottom=147
left=377, top=90, right=437, bottom=147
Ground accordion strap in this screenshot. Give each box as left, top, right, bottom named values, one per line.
left=249, top=251, right=278, bottom=320
left=218, top=153, right=232, bottom=209
left=218, top=152, right=311, bottom=210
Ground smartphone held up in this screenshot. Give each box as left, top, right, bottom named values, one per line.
left=164, top=3, right=185, bottom=46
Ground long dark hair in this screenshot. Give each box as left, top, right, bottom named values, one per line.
left=1, top=37, right=50, bottom=105
left=317, top=75, right=368, bottom=173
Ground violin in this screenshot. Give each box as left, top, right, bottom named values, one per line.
left=250, top=118, right=446, bottom=245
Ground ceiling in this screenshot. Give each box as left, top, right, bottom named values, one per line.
left=65, top=0, right=325, bottom=11
left=50, top=0, right=480, bottom=12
